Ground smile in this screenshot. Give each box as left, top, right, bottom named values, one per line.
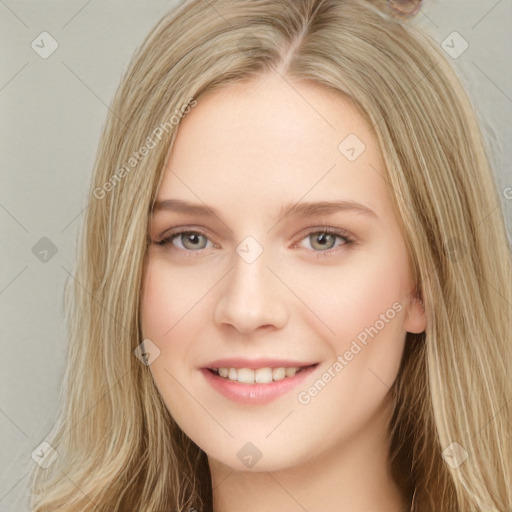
left=201, top=361, right=319, bottom=404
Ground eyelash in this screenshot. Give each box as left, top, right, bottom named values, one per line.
left=154, top=227, right=355, bottom=258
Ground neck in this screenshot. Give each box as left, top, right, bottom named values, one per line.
left=208, top=397, right=409, bottom=512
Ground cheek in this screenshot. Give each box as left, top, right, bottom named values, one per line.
left=286, top=260, right=408, bottom=449
left=140, top=259, right=199, bottom=390
left=140, top=258, right=209, bottom=428
left=141, top=256, right=210, bottom=340
left=140, top=265, right=169, bottom=340
left=281, top=248, right=409, bottom=403
left=334, top=260, right=406, bottom=348
left=281, top=250, right=409, bottom=347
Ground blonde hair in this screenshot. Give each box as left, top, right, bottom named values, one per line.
left=29, top=0, right=512, bottom=510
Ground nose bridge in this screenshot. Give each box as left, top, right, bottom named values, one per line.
left=213, top=240, right=288, bottom=333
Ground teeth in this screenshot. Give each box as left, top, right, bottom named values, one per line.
left=255, top=367, right=273, bottom=383
left=237, top=368, right=255, bottom=384
left=214, top=366, right=302, bottom=384
left=272, top=367, right=285, bottom=381
left=285, top=367, right=298, bottom=377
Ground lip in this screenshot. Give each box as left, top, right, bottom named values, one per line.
left=204, top=358, right=318, bottom=369
left=200, top=362, right=319, bottom=405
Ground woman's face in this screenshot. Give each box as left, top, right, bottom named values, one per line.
left=141, top=73, right=426, bottom=473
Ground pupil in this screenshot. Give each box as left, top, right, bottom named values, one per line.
left=313, top=233, right=334, bottom=250
left=183, top=233, right=205, bottom=250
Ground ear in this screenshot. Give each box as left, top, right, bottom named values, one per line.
left=403, top=289, right=426, bottom=334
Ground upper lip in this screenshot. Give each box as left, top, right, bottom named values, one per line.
left=204, top=358, right=319, bottom=369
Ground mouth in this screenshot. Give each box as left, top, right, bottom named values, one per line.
left=201, top=360, right=319, bottom=405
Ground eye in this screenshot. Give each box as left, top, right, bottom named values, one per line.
left=297, top=228, right=354, bottom=253
left=154, top=227, right=354, bottom=256
left=155, top=230, right=213, bottom=251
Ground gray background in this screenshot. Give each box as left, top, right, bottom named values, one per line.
left=1, top=1, right=511, bottom=510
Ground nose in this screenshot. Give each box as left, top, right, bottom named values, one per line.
left=213, top=249, right=289, bottom=334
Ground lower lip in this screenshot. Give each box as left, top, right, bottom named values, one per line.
left=200, top=365, right=318, bottom=405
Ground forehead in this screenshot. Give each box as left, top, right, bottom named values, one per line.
left=158, top=73, right=391, bottom=219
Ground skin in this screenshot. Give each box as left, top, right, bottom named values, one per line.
left=141, top=72, right=426, bottom=512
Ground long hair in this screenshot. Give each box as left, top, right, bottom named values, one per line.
left=29, top=0, right=512, bottom=510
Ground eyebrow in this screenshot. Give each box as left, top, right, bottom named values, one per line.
left=152, top=198, right=378, bottom=220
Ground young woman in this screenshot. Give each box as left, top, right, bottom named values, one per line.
left=29, top=0, right=512, bottom=510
